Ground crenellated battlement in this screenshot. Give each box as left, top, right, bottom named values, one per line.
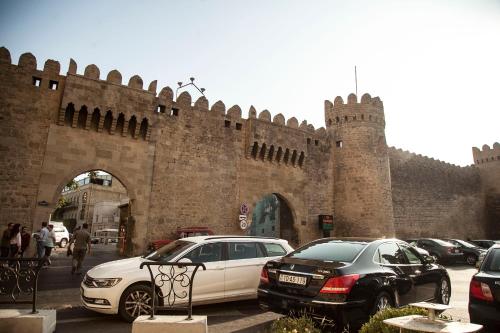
left=324, top=93, right=385, bottom=128
left=388, top=146, right=474, bottom=170
left=0, top=47, right=327, bottom=140
left=472, top=143, right=500, bottom=165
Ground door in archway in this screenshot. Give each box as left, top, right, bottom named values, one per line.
left=250, top=194, right=297, bottom=245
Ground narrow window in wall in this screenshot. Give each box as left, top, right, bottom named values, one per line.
left=315, top=140, right=319, bottom=146
left=77, top=106, right=88, bottom=129
left=128, top=115, right=137, bottom=137
left=283, top=149, right=290, bottom=164
left=291, top=150, right=297, bottom=166
left=361, top=114, right=364, bottom=120
left=268, top=145, right=275, bottom=162
left=115, top=113, right=125, bottom=135
left=307, top=138, right=311, bottom=145
left=157, top=105, right=166, bottom=113
left=103, top=111, right=113, bottom=133
left=298, top=152, right=305, bottom=167
left=276, top=147, right=283, bottom=163
left=328, top=119, right=332, bottom=126
left=32, top=77, right=41, bottom=87
left=235, top=123, right=242, bottom=130
left=64, top=103, right=75, bottom=126
left=336, top=117, right=340, bottom=123
left=90, top=108, right=100, bottom=131
left=224, top=120, right=231, bottom=128
left=251, top=142, right=259, bottom=159
left=49, top=80, right=59, bottom=90
left=140, top=118, right=148, bottom=140
left=336, top=140, right=343, bottom=148
left=259, top=143, right=267, bottom=161
left=344, top=116, right=348, bottom=122
left=171, top=108, right=179, bottom=116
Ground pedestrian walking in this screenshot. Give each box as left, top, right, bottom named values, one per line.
left=69, top=223, right=91, bottom=274
left=37, top=222, right=49, bottom=259
left=1, top=223, right=13, bottom=257
left=44, top=224, right=56, bottom=265
left=9, top=224, right=21, bottom=257
left=20, top=226, right=31, bottom=258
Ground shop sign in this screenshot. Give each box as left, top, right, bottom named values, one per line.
left=319, top=214, right=334, bottom=231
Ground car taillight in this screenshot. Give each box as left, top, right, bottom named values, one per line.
left=320, top=274, right=360, bottom=294
left=470, top=278, right=494, bottom=302
left=260, top=267, right=269, bottom=284
left=447, top=247, right=454, bottom=253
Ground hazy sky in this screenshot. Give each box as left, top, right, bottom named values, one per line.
left=1, top=0, right=499, bottom=166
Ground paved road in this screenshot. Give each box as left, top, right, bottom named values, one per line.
left=2, top=245, right=478, bottom=332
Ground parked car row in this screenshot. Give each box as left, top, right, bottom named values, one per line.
left=81, top=235, right=452, bottom=330
left=405, top=238, right=488, bottom=266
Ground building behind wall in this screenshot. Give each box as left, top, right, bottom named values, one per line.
left=58, top=174, right=128, bottom=232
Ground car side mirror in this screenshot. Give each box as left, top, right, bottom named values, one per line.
left=423, top=255, right=435, bottom=264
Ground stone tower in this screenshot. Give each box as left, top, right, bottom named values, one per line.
left=325, top=93, right=395, bottom=237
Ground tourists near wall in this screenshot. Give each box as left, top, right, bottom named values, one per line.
left=69, top=223, right=91, bottom=275
left=37, top=222, right=49, bottom=259
left=20, top=226, right=31, bottom=258
left=44, top=224, right=56, bottom=265
left=9, top=223, right=22, bottom=257
left=1, top=223, right=13, bottom=257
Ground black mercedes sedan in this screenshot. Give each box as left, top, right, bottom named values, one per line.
left=258, top=238, right=450, bottom=330
left=469, top=244, right=500, bottom=331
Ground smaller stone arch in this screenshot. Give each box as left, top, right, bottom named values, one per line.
left=286, top=117, right=298, bottom=128
left=273, top=113, right=285, bottom=125
left=275, top=147, right=283, bottom=163
left=248, top=106, right=257, bottom=119
left=176, top=91, right=192, bottom=109
left=291, top=150, right=298, bottom=166
left=258, top=110, right=271, bottom=122
left=227, top=105, right=242, bottom=120
left=251, top=142, right=259, bottom=159
left=43, top=59, right=60, bottom=74
left=211, top=100, right=226, bottom=115
left=298, top=152, right=305, bottom=168
left=283, top=148, right=290, bottom=165
left=0, top=46, right=11, bottom=64
left=194, top=96, right=209, bottom=111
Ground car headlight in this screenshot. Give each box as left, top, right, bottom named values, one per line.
left=89, top=278, right=122, bottom=288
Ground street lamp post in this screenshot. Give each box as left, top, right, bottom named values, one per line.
left=176, top=77, right=206, bottom=99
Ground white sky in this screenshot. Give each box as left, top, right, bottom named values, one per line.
left=1, top=0, right=499, bottom=166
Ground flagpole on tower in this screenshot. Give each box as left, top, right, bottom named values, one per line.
left=355, top=66, right=358, bottom=96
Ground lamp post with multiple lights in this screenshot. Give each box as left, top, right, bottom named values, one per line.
left=176, top=77, right=206, bottom=99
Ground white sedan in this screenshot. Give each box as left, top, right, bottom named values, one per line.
left=81, top=236, right=293, bottom=322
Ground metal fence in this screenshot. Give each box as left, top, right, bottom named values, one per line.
left=0, top=257, right=46, bottom=313
left=140, top=261, right=206, bottom=320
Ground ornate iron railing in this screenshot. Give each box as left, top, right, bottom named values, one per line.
left=0, top=257, right=46, bottom=313
left=140, top=261, right=206, bottom=320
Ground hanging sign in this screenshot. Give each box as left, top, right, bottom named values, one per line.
left=319, top=214, right=334, bottom=231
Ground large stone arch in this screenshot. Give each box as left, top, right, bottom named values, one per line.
left=32, top=124, right=154, bottom=255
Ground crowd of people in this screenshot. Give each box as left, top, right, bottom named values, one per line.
left=1, top=222, right=91, bottom=274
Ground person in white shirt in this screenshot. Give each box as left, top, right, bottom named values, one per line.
left=37, top=222, right=49, bottom=259
left=44, top=224, right=56, bottom=265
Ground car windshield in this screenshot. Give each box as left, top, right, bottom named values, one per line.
left=454, top=240, right=479, bottom=248
left=483, top=249, right=500, bottom=272
left=431, top=239, right=455, bottom=247
left=145, top=240, right=194, bottom=261
left=287, top=240, right=366, bottom=263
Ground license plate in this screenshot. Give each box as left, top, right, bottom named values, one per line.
left=279, top=273, right=307, bottom=285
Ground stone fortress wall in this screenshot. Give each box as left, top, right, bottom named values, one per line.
left=0, top=46, right=498, bottom=253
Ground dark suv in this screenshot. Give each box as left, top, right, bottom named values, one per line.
left=410, top=238, right=462, bottom=264
left=443, top=239, right=487, bottom=266
left=258, top=238, right=450, bottom=330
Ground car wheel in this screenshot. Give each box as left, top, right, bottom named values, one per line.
left=372, top=291, right=394, bottom=315
left=465, top=254, right=477, bottom=266
left=119, top=284, right=155, bottom=323
left=435, top=277, right=451, bottom=305
left=60, top=238, right=68, bottom=248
